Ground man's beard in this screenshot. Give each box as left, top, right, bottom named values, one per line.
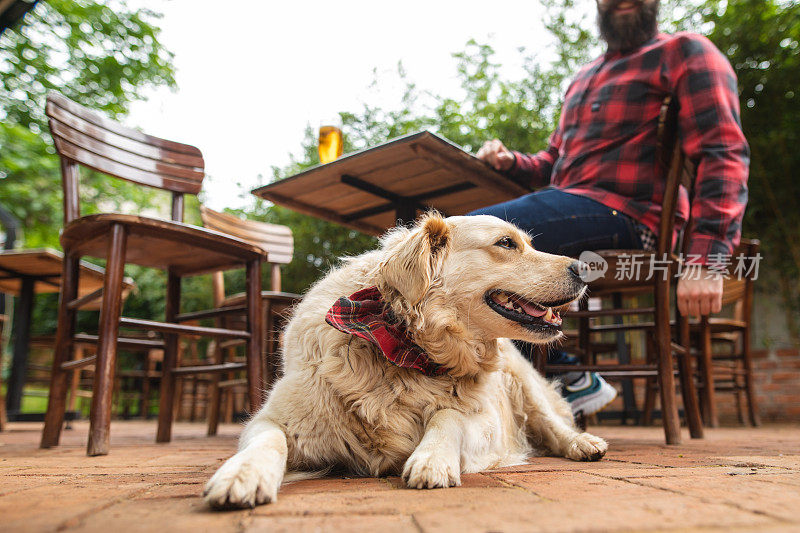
left=598, top=0, right=660, bottom=52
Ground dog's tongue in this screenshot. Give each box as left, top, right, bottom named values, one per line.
left=510, top=295, right=547, bottom=317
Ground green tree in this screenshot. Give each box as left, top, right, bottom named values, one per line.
left=1, top=0, right=176, bottom=247
left=705, top=0, right=800, bottom=341
left=249, top=0, right=800, bottom=347
left=0, top=0, right=178, bottom=337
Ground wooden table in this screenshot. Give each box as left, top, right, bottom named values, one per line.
left=0, top=248, right=133, bottom=420
left=251, top=131, right=532, bottom=235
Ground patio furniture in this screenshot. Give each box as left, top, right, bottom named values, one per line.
left=0, top=248, right=134, bottom=421
left=110, top=332, right=165, bottom=419
left=251, top=130, right=531, bottom=234
left=199, top=207, right=301, bottom=435
left=539, top=96, right=704, bottom=445
left=0, top=203, right=20, bottom=431
left=40, top=92, right=266, bottom=455
left=697, top=238, right=761, bottom=427
left=643, top=239, right=761, bottom=428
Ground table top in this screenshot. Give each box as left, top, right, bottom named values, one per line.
left=0, top=248, right=134, bottom=300
left=251, top=131, right=532, bottom=235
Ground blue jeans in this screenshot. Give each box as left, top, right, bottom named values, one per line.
left=469, top=187, right=644, bottom=370
left=469, top=187, right=643, bottom=256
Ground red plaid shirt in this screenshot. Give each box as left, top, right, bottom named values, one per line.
left=325, top=286, right=445, bottom=376
left=509, top=32, right=749, bottom=262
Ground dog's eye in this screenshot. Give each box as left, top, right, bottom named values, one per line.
left=494, top=236, right=517, bottom=250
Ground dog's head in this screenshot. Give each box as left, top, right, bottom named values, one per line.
left=374, top=212, right=586, bottom=377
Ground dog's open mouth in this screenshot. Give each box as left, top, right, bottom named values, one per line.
left=484, top=289, right=573, bottom=330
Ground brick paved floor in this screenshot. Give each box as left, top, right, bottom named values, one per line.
left=1, top=421, right=799, bottom=532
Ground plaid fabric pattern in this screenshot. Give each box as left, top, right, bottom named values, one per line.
left=636, top=223, right=657, bottom=251
left=509, top=32, right=749, bottom=264
left=325, top=286, right=445, bottom=376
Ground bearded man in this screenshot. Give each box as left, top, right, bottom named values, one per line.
left=472, top=0, right=749, bottom=416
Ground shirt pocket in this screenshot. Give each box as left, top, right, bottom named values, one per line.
left=589, top=82, right=660, bottom=140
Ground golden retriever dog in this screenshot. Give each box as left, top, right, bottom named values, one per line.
left=204, top=213, right=607, bottom=508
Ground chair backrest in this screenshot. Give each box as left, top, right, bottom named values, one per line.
left=200, top=207, right=294, bottom=297
left=587, top=96, right=694, bottom=294
left=722, top=238, right=760, bottom=308
left=45, top=92, right=205, bottom=224
left=655, top=95, right=695, bottom=258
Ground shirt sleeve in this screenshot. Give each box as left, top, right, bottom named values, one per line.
left=673, top=34, right=750, bottom=263
left=506, top=126, right=562, bottom=188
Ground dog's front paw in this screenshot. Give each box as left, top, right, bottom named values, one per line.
left=565, top=432, right=608, bottom=462
left=204, top=450, right=283, bottom=509
left=402, top=449, right=461, bottom=489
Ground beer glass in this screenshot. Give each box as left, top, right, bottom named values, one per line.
left=318, top=125, right=343, bottom=164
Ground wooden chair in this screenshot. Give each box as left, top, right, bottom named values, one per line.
left=109, top=332, right=164, bottom=419
left=643, top=239, right=761, bottom=428
left=40, top=92, right=266, bottom=455
left=537, top=96, right=704, bottom=445
left=199, top=207, right=301, bottom=435
left=697, top=238, right=761, bottom=427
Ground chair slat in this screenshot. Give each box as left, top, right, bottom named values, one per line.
left=46, top=104, right=204, bottom=168
left=49, top=120, right=204, bottom=182
left=721, top=278, right=746, bottom=306
left=200, top=207, right=294, bottom=264
left=202, top=207, right=292, bottom=238
left=206, top=217, right=292, bottom=247
left=47, top=92, right=201, bottom=156
left=53, top=136, right=203, bottom=195
left=46, top=93, right=205, bottom=196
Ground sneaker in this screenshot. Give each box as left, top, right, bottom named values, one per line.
left=562, top=372, right=618, bottom=416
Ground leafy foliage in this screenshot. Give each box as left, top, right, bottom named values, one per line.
left=2, top=0, right=797, bottom=348
left=0, top=0, right=177, bottom=337
left=246, top=0, right=800, bottom=343
left=705, top=0, right=800, bottom=339
left=1, top=0, right=175, bottom=126
left=0, top=0, right=176, bottom=248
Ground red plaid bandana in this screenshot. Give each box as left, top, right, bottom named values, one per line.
left=325, top=286, right=445, bottom=376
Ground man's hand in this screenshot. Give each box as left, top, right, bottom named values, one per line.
left=476, top=139, right=515, bottom=172
left=676, top=267, right=723, bottom=318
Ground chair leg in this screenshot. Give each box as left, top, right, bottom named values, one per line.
left=67, top=345, right=83, bottom=414
left=642, top=333, right=657, bottom=426
left=141, top=353, right=152, bottom=419
left=735, top=380, right=746, bottom=425
left=264, top=300, right=275, bottom=390
left=699, top=318, right=719, bottom=428
left=156, top=271, right=181, bottom=443
left=189, top=376, right=198, bottom=422
left=207, top=340, right=222, bottom=436
left=41, top=252, right=80, bottom=448
left=0, top=372, right=6, bottom=431
left=224, top=388, right=234, bottom=423
left=245, top=259, right=264, bottom=413
left=87, top=224, right=128, bottom=456
left=741, top=325, right=761, bottom=426
left=655, top=282, right=681, bottom=445
left=678, top=315, right=704, bottom=438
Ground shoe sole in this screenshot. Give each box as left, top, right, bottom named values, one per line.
left=571, top=380, right=618, bottom=417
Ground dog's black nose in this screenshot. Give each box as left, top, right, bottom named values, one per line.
left=568, top=260, right=586, bottom=280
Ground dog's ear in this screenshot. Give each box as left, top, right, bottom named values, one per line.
left=379, top=212, right=450, bottom=306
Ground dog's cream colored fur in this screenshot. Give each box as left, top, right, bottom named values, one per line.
left=204, top=213, right=608, bottom=508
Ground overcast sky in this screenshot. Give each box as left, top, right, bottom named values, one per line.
left=126, top=1, right=583, bottom=210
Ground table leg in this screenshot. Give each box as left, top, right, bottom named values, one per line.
left=6, top=276, right=34, bottom=417
left=613, top=292, right=637, bottom=424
